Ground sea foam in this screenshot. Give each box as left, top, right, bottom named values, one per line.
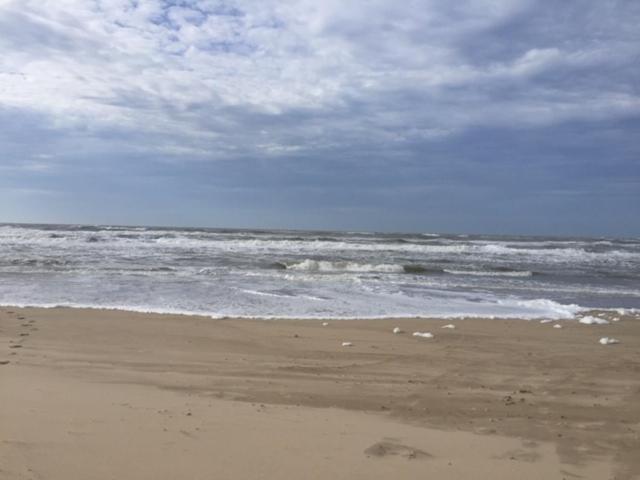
left=0, top=224, right=638, bottom=320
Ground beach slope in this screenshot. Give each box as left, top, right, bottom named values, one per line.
left=1, top=308, right=639, bottom=479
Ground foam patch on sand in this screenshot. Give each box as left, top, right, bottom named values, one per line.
left=412, top=332, right=434, bottom=339
left=579, top=316, right=610, bottom=325
left=599, top=337, right=620, bottom=345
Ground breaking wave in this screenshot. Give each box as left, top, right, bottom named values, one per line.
left=1, top=223, right=638, bottom=319
left=276, top=259, right=405, bottom=273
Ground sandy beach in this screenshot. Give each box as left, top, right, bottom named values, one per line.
left=1, top=307, right=639, bottom=479
left=2, top=0, right=639, bottom=478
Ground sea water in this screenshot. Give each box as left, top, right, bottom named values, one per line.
left=0, top=224, right=638, bottom=319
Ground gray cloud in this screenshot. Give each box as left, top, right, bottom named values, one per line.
left=0, top=0, right=638, bottom=234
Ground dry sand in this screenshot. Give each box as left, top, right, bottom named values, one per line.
left=1, top=307, right=639, bottom=479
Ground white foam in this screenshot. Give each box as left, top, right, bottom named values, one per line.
left=341, top=342, right=353, bottom=347
left=540, top=319, right=554, bottom=324
left=444, top=269, right=532, bottom=277
left=392, top=327, right=403, bottom=334
left=1, top=225, right=637, bottom=322
left=477, top=243, right=637, bottom=262
left=242, top=289, right=292, bottom=299
left=285, top=259, right=404, bottom=273
left=412, top=332, right=434, bottom=338
left=579, top=316, right=610, bottom=325
left=441, top=324, right=456, bottom=329
left=599, top=337, right=619, bottom=345
left=0, top=294, right=590, bottom=321
left=3, top=225, right=636, bottom=264
left=553, top=324, right=562, bottom=329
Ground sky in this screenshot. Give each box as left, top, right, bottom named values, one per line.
left=0, top=0, right=639, bottom=236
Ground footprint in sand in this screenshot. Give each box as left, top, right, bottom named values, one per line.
left=0, top=360, right=10, bottom=365
left=9, top=345, right=23, bottom=349
left=496, top=449, right=541, bottom=462
left=364, top=441, right=432, bottom=460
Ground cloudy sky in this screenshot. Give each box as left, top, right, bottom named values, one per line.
left=0, top=0, right=638, bottom=235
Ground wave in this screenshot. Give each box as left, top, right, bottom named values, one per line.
left=443, top=269, right=533, bottom=277
left=278, top=259, right=405, bottom=273
left=274, top=259, right=450, bottom=275
left=476, top=243, right=638, bottom=260
left=4, top=258, right=70, bottom=267
left=1, top=225, right=638, bottom=264
left=0, top=298, right=590, bottom=320
left=273, top=260, right=536, bottom=277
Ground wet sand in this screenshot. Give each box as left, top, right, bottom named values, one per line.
left=1, top=307, right=639, bottom=479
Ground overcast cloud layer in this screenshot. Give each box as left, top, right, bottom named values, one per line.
left=0, top=0, right=639, bottom=235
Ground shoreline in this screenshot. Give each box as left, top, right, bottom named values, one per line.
left=2, top=307, right=639, bottom=479
left=0, top=303, right=636, bottom=322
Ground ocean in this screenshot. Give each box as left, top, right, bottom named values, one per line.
left=0, top=223, right=638, bottom=319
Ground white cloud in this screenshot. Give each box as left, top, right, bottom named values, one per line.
left=0, top=0, right=638, bottom=159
